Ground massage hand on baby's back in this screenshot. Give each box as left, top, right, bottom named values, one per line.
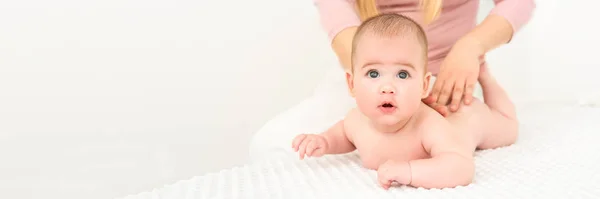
left=292, top=13, right=519, bottom=190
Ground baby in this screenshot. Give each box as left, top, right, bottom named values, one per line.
left=292, top=13, right=518, bottom=189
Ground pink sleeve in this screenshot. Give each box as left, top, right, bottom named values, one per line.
left=313, top=0, right=361, bottom=43
left=490, top=0, right=536, bottom=35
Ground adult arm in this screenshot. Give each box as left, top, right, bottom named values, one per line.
left=428, top=0, right=536, bottom=114
left=464, top=0, right=536, bottom=53
left=313, top=0, right=362, bottom=71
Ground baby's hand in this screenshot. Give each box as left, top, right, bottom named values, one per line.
left=377, top=160, right=411, bottom=190
left=292, top=134, right=329, bottom=160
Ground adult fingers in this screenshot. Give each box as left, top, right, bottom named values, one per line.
left=434, top=104, right=449, bottom=117
left=422, top=95, right=436, bottom=105
left=463, top=75, right=478, bottom=105
left=450, top=78, right=466, bottom=112
left=430, top=75, right=447, bottom=105
left=436, top=77, right=456, bottom=106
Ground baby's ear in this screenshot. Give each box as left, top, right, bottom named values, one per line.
left=421, top=72, right=432, bottom=99
left=345, top=71, right=355, bottom=97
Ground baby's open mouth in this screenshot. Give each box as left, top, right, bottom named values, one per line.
left=381, top=103, right=394, bottom=108
left=378, top=102, right=396, bottom=114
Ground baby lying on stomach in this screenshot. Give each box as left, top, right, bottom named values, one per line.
left=292, top=13, right=518, bottom=189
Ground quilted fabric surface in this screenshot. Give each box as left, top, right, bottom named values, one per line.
left=118, top=105, right=600, bottom=199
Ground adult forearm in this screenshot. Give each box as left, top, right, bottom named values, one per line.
left=405, top=153, right=475, bottom=189
left=331, top=26, right=358, bottom=72
left=463, top=14, right=514, bottom=54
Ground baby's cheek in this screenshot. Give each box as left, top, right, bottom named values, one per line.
left=394, top=88, right=422, bottom=107
left=353, top=84, right=375, bottom=100
left=354, top=93, right=374, bottom=108
left=354, top=91, right=378, bottom=115
left=403, top=90, right=424, bottom=110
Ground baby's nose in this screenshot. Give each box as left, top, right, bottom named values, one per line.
left=380, top=85, right=395, bottom=94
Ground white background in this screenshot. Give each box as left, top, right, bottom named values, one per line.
left=0, top=0, right=598, bottom=198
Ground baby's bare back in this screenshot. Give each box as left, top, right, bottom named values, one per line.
left=444, top=98, right=514, bottom=150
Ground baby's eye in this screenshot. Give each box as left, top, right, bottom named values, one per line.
left=397, top=71, right=410, bottom=79
left=367, top=70, right=379, bottom=78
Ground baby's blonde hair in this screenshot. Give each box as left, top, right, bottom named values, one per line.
left=356, top=0, right=443, bottom=24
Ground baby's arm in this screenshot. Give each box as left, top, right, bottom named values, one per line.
left=390, top=120, right=475, bottom=189
left=292, top=114, right=356, bottom=159
left=321, top=119, right=356, bottom=154
left=412, top=121, right=474, bottom=188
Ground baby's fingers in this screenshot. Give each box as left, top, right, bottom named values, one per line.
left=298, top=139, right=311, bottom=160
left=307, top=138, right=328, bottom=157
left=305, top=140, right=318, bottom=157
left=379, top=181, right=392, bottom=190
left=378, top=173, right=393, bottom=190
left=292, top=134, right=307, bottom=151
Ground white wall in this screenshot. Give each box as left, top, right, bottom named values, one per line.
left=484, top=0, right=600, bottom=106
left=0, top=0, right=337, bottom=198
left=0, top=0, right=598, bottom=198
left=526, top=0, right=600, bottom=104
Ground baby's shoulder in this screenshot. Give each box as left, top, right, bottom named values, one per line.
left=343, top=108, right=366, bottom=127
left=342, top=108, right=371, bottom=134
left=416, top=108, right=462, bottom=152
left=416, top=108, right=453, bottom=137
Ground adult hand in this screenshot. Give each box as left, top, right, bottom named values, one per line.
left=425, top=37, right=486, bottom=115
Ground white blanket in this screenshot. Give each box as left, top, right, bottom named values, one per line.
left=118, top=104, right=600, bottom=199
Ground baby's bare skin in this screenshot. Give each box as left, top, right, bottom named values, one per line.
left=292, top=14, right=518, bottom=189
left=341, top=64, right=516, bottom=171
left=292, top=66, right=517, bottom=189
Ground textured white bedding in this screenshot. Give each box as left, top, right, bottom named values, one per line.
left=118, top=103, right=600, bottom=199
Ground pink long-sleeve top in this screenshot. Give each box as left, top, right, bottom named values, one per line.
left=314, top=0, right=535, bottom=74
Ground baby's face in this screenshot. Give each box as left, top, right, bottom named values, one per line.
left=347, top=34, right=431, bottom=126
